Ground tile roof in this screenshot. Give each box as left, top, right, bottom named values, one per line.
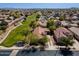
left=54, top=27, right=72, bottom=42
left=33, top=26, right=49, bottom=38
left=69, top=27, right=79, bottom=36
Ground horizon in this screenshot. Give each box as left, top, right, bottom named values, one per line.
left=0, top=3, right=79, bottom=9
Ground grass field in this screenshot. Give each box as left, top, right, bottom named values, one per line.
left=0, top=30, right=3, bottom=35
left=1, top=13, right=37, bottom=47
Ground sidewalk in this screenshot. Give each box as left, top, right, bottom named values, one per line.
left=0, top=23, right=22, bottom=44
left=0, top=16, right=25, bottom=44
left=0, top=46, right=24, bottom=50
left=46, top=35, right=57, bottom=50
left=10, top=50, right=19, bottom=56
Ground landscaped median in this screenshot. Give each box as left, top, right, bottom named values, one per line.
left=0, top=13, right=38, bottom=47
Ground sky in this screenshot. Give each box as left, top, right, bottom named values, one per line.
left=0, top=3, right=79, bottom=8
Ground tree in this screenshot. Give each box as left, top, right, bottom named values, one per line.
left=59, top=37, right=74, bottom=48
left=22, top=29, right=31, bottom=36
left=0, top=20, right=8, bottom=30
left=38, top=36, right=48, bottom=46
left=25, top=36, right=30, bottom=44
left=47, top=19, right=54, bottom=28
left=30, top=20, right=38, bottom=29
left=47, top=19, right=57, bottom=34
left=7, top=17, right=11, bottom=20
left=59, top=16, right=65, bottom=21
left=36, top=14, right=40, bottom=18
left=10, top=11, right=21, bottom=19
left=26, top=33, right=39, bottom=45
left=0, top=26, right=7, bottom=30
left=0, top=20, right=8, bottom=26
left=49, top=25, right=57, bottom=31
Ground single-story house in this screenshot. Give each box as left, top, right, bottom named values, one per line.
left=71, top=15, right=78, bottom=20
left=38, top=16, right=47, bottom=27
left=54, top=27, right=73, bottom=43
left=61, top=21, right=78, bottom=27
left=68, top=27, right=79, bottom=41
left=71, top=20, right=79, bottom=24
left=61, top=21, right=69, bottom=26
left=33, top=26, right=49, bottom=38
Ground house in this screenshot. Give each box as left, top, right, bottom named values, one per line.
left=71, top=20, right=79, bottom=24
left=9, top=16, right=14, bottom=20
left=5, top=20, right=12, bottom=23
left=56, top=17, right=60, bottom=20
left=0, top=18, right=4, bottom=20
left=8, top=16, right=25, bottom=26
left=61, top=21, right=78, bottom=27
left=61, top=21, right=69, bottom=26
left=39, top=16, right=46, bottom=21
left=54, top=27, right=73, bottom=43
left=71, top=15, right=78, bottom=20
left=38, top=16, right=47, bottom=27
left=48, top=15, right=54, bottom=19
left=33, top=26, right=49, bottom=38
left=38, top=20, right=47, bottom=27
left=65, top=14, right=70, bottom=20
left=69, top=24, right=78, bottom=27
left=68, top=27, right=79, bottom=41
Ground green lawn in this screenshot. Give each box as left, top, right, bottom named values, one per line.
left=1, top=13, right=37, bottom=47
left=0, top=30, right=3, bottom=35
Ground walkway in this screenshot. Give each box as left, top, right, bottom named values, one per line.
left=10, top=50, right=19, bottom=56
left=0, top=16, right=25, bottom=44
left=72, top=39, right=79, bottom=50
left=0, top=23, right=22, bottom=44
left=46, top=35, right=58, bottom=50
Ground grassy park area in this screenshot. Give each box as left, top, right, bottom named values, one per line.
left=1, top=13, right=37, bottom=47
left=0, top=30, right=3, bottom=35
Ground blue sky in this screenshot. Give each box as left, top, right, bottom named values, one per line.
left=0, top=3, right=79, bottom=8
